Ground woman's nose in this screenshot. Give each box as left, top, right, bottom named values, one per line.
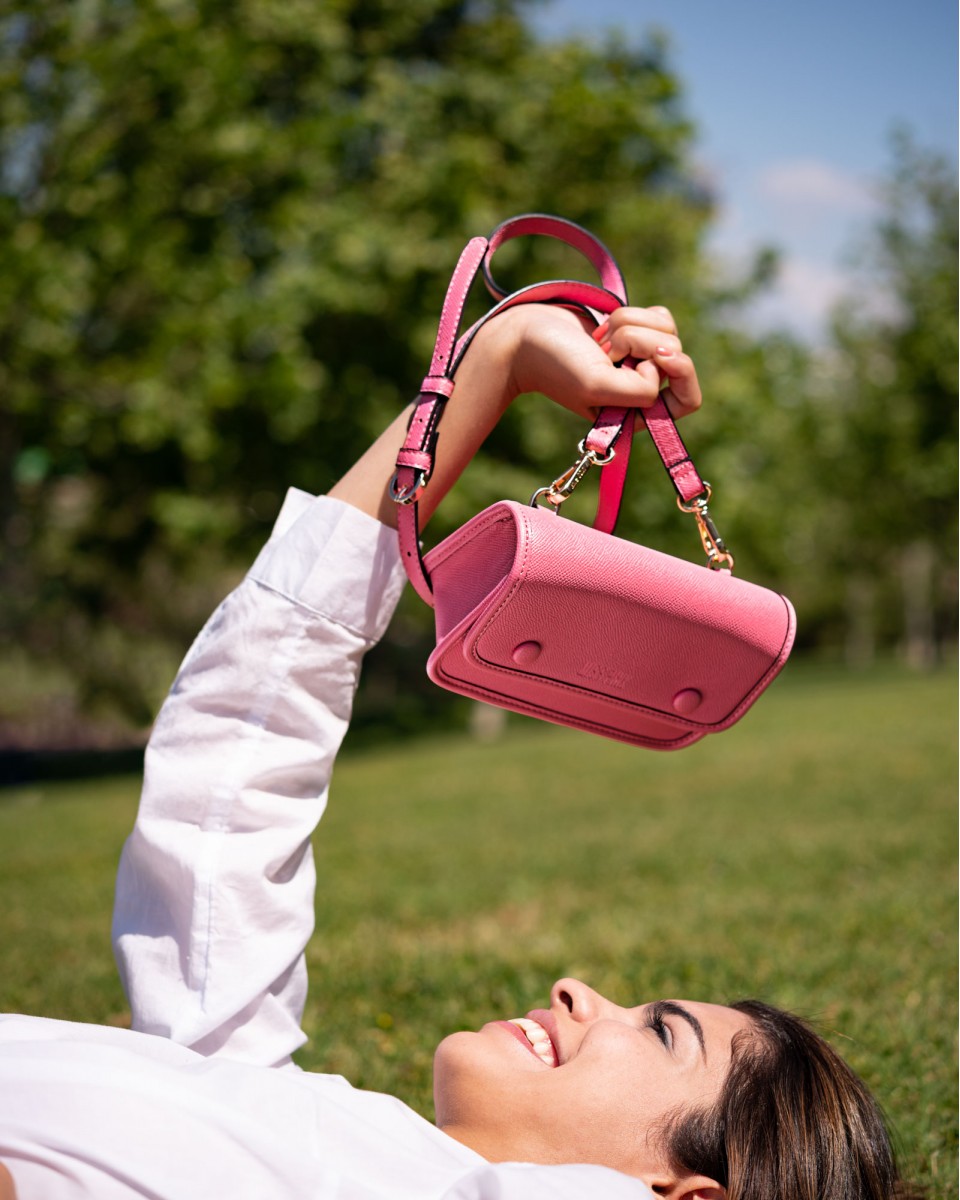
left=550, top=977, right=606, bottom=1023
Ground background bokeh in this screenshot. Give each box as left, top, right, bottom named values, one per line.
left=0, top=4, right=955, bottom=1193
left=540, top=0, right=958, bottom=340
left=1, top=0, right=956, bottom=752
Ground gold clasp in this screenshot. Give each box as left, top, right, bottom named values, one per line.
left=530, top=439, right=616, bottom=511
left=677, top=484, right=735, bottom=572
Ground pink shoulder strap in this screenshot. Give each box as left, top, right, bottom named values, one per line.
left=391, top=215, right=707, bottom=605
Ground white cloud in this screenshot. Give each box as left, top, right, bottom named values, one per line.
left=744, top=254, right=892, bottom=340
left=706, top=157, right=887, bottom=340
left=757, top=159, right=878, bottom=216
left=775, top=257, right=849, bottom=322
left=732, top=255, right=849, bottom=342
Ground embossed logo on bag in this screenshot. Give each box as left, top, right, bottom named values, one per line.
left=576, top=661, right=628, bottom=690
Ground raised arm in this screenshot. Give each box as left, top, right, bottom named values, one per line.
left=112, top=302, right=700, bottom=1069
left=329, top=302, right=700, bottom=528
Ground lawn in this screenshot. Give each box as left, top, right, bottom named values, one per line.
left=0, top=663, right=955, bottom=1195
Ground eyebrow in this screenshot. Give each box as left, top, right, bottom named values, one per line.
left=653, top=1001, right=707, bottom=1062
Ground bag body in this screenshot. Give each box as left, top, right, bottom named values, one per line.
left=425, top=501, right=796, bottom=749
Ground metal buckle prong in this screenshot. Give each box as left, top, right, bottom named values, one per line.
left=389, top=469, right=429, bottom=506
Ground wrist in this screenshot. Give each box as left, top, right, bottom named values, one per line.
left=457, top=306, right=529, bottom=413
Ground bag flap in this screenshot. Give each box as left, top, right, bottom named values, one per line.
left=432, top=503, right=795, bottom=734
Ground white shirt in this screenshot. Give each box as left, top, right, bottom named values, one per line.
left=0, top=492, right=653, bottom=1200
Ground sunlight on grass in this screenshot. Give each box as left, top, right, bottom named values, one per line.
left=0, top=665, right=955, bottom=1194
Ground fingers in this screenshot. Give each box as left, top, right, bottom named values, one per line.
left=591, top=306, right=679, bottom=350
left=504, top=302, right=703, bottom=424
left=591, top=306, right=701, bottom=420
left=650, top=346, right=702, bottom=419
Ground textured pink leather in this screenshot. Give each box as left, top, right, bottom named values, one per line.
left=583, top=405, right=630, bottom=456
left=395, top=448, right=433, bottom=471
left=424, top=502, right=796, bottom=749
left=396, top=278, right=638, bottom=604
left=394, top=214, right=768, bottom=734
left=483, top=214, right=627, bottom=299
left=393, top=236, right=491, bottom=604
left=640, top=395, right=704, bottom=502
left=585, top=380, right=704, bottom=505
left=394, top=215, right=717, bottom=601
left=428, top=237, right=489, bottom=378
left=593, top=408, right=635, bottom=535
left=420, top=375, right=455, bottom=397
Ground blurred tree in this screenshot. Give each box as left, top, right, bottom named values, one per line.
left=815, top=135, right=958, bottom=665
left=2, top=0, right=726, bottom=733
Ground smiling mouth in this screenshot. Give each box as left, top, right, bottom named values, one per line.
left=505, top=1017, right=558, bottom=1067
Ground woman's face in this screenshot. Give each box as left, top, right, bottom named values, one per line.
left=433, top=977, right=752, bottom=1190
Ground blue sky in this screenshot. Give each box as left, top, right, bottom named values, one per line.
left=533, top=0, right=958, bottom=339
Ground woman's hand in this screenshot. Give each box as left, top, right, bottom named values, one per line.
left=499, top=302, right=702, bottom=423
left=329, top=301, right=703, bottom=528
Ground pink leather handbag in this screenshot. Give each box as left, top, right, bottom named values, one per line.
left=391, top=215, right=796, bottom=749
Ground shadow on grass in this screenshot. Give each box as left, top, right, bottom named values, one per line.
left=0, top=747, right=146, bottom=789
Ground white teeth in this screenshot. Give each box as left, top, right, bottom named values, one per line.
left=508, top=1018, right=557, bottom=1066
left=509, top=1018, right=540, bottom=1033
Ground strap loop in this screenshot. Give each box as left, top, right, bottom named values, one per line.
left=393, top=215, right=713, bottom=603
left=483, top=213, right=628, bottom=301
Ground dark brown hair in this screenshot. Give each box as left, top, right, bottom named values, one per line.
left=660, top=1000, right=923, bottom=1200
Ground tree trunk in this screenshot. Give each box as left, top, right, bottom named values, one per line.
left=845, top=575, right=877, bottom=667
left=900, top=539, right=937, bottom=669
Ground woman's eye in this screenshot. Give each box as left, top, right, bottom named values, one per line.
left=650, top=1016, right=672, bottom=1050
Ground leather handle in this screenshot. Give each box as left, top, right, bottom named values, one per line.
left=395, top=274, right=629, bottom=605
left=482, top=213, right=629, bottom=303
left=393, top=216, right=707, bottom=603
left=481, top=216, right=705, bottom=511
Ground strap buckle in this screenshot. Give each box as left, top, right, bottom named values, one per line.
left=677, top=484, right=735, bottom=571
left=389, top=468, right=429, bottom=506
left=530, top=439, right=616, bottom=510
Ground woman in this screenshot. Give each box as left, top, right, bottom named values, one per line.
left=0, top=303, right=910, bottom=1199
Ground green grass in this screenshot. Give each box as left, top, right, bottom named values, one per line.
left=0, top=664, right=955, bottom=1195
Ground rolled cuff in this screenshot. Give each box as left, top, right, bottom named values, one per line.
left=248, top=492, right=407, bottom=644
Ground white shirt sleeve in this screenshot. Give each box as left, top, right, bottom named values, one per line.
left=103, top=490, right=659, bottom=1200
left=112, top=491, right=408, bottom=1068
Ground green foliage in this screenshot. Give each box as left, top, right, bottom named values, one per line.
left=2, top=5, right=954, bottom=735
left=827, top=134, right=957, bottom=537
left=0, top=665, right=955, bottom=1194
left=811, top=135, right=958, bottom=656
left=1, top=0, right=712, bottom=723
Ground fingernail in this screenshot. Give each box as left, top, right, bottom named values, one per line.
left=600, top=340, right=613, bottom=356
left=655, top=346, right=674, bottom=358
left=592, top=321, right=610, bottom=342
